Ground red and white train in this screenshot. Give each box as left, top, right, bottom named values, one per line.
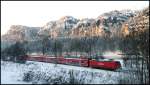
left=22, top=55, right=121, bottom=70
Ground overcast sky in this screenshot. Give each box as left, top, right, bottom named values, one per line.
left=1, top=1, right=149, bottom=35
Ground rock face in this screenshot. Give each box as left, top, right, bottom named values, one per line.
left=2, top=9, right=136, bottom=41
left=1, top=9, right=140, bottom=50
left=2, top=25, right=41, bottom=42
left=121, top=7, right=149, bottom=37
left=38, top=16, right=79, bottom=38
left=38, top=10, right=136, bottom=38
left=70, top=18, right=102, bottom=37
left=70, top=10, right=136, bottom=38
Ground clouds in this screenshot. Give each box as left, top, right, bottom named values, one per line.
left=1, top=1, right=149, bottom=35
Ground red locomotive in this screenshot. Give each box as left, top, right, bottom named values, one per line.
left=24, top=55, right=121, bottom=70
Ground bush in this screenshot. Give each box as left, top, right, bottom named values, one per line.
left=1, top=41, right=27, bottom=63
left=23, top=71, right=34, bottom=82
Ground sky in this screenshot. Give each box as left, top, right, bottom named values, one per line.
left=1, top=1, right=149, bottom=35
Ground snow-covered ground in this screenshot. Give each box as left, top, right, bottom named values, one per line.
left=1, top=61, right=31, bottom=84
left=1, top=60, right=140, bottom=84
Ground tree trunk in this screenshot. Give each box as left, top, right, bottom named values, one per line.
left=141, top=58, right=144, bottom=84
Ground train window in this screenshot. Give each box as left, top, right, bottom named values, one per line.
left=64, top=55, right=80, bottom=58
left=97, top=59, right=113, bottom=61
left=116, top=61, right=121, bottom=64
left=88, top=58, right=92, bottom=60
left=92, top=59, right=96, bottom=60
left=109, top=59, right=113, bottom=61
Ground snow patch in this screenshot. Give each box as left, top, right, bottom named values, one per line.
left=102, top=50, right=123, bottom=59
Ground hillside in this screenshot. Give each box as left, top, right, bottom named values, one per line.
left=1, top=7, right=148, bottom=57
left=121, top=7, right=149, bottom=37
left=1, top=9, right=136, bottom=41
left=120, top=7, right=149, bottom=55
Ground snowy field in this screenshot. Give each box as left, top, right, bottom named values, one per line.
left=1, top=60, right=138, bottom=84
left=1, top=61, right=31, bottom=84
